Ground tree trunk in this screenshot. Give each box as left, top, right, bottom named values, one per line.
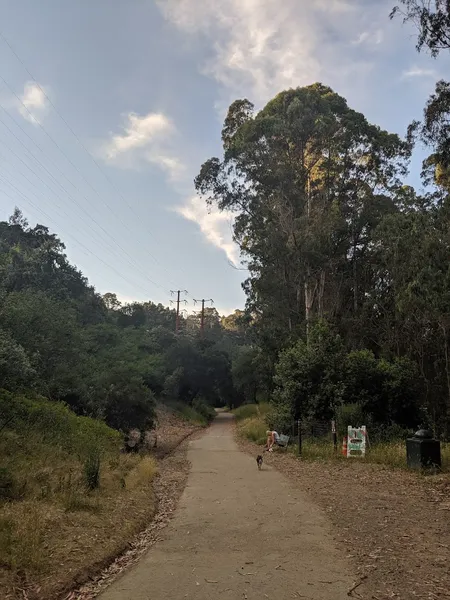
left=441, top=325, right=450, bottom=438
left=305, top=273, right=313, bottom=344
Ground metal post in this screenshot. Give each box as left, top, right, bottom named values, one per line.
left=297, top=419, right=302, bottom=456
left=332, top=419, right=337, bottom=453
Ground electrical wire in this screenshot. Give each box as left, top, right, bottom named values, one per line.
left=0, top=31, right=186, bottom=288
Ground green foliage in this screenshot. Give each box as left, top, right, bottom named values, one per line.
left=232, top=403, right=260, bottom=421
left=232, top=345, right=271, bottom=406
left=335, top=404, right=365, bottom=439
left=0, top=389, right=121, bottom=458
left=192, top=396, right=216, bottom=423
left=0, top=328, right=35, bottom=391
left=196, top=82, right=450, bottom=437
left=0, top=212, right=242, bottom=436
left=272, top=322, right=423, bottom=432
left=274, top=321, right=346, bottom=421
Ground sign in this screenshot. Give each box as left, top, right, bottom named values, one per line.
left=331, top=419, right=336, bottom=434
left=347, top=425, right=367, bottom=457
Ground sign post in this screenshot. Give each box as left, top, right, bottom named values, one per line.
left=347, top=426, right=367, bottom=457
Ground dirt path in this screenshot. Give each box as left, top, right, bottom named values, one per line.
left=99, top=414, right=354, bottom=600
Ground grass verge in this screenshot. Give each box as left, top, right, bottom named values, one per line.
left=0, top=389, right=158, bottom=599
left=236, top=411, right=450, bottom=472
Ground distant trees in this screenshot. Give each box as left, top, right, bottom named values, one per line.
left=0, top=212, right=248, bottom=434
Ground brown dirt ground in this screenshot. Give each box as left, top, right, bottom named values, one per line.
left=237, top=434, right=450, bottom=600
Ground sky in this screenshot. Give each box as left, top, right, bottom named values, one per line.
left=0, top=0, right=449, bottom=316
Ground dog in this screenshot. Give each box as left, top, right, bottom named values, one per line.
left=256, top=454, right=263, bottom=470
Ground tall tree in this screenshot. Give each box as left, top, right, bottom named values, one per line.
left=195, top=84, right=410, bottom=351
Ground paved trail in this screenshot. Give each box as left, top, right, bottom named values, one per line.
left=100, top=414, right=353, bottom=600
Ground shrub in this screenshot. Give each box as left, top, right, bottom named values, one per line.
left=192, top=396, right=216, bottom=423
left=232, top=404, right=259, bottom=421
left=274, top=321, right=345, bottom=422
left=336, top=403, right=365, bottom=439
left=265, top=401, right=293, bottom=433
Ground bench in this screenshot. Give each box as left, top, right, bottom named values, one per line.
left=276, top=434, right=290, bottom=449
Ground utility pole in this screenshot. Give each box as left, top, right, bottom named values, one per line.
left=170, top=290, right=188, bottom=334
left=193, top=298, right=214, bottom=335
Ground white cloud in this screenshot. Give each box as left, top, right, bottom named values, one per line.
left=105, top=112, right=172, bottom=158
left=175, top=196, right=239, bottom=265
left=156, top=0, right=389, bottom=256
left=19, top=82, right=48, bottom=125
left=352, top=29, right=383, bottom=46
left=157, top=0, right=384, bottom=108
left=101, top=111, right=185, bottom=181
left=402, top=66, right=438, bottom=79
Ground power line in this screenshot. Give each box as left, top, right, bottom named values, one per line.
left=0, top=31, right=185, bottom=287
left=193, top=298, right=214, bottom=335
left=170, top=290, right=188, bottom=333
left=0, top=112, right=168, bottom=292
left=0, top=163, right=153, bottom=282
left=0, top=73, right=179, bottom=289
left=0, top=178, right=165, bottom=300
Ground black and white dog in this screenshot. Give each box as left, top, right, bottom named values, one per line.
left=256, top=454, right=263, bottom=470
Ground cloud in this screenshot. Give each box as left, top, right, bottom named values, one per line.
left=402, top=66, right=438, bottom=79
left=156, top=0, right=388, bottom=257
left=101, top=111, right=185, bottom=181
left=157, top=0, right=384, bottom=108
left=352, top=29, right=383, bottom=46
left=19, top=82, right=48, bottom=125
left=175, top=196, right=239, bottom=264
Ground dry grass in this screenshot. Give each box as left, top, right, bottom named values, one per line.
left=125, top=457, right=158, bottom=490
left=238, top=414, right=450, bottom=472
left=0, top=397, right=200, bottom=600
left=232, top=402, right=271, bottom=422
left=0, top=450, right=159, bottom=597
left=236, top=416, right=267, bottom=444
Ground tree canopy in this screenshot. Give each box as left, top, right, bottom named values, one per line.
left=196, top=82, right=450, bottom=438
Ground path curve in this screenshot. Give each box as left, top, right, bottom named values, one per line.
left=100, top=413, right=353, bottom=599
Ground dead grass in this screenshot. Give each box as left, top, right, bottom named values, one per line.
left=0, top=400, right=198, bottom=600
left=239, top=413, right=450, bottom=472
left=125, top=457, right=158, bottom=490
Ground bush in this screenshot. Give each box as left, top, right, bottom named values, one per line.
left=232, top=404, right=259, bottom=421
left=102, top=377, right=155, bottom=433
left=265, top=401, right=293, bottom=433
left=344, top=350, right=422, bottom=428
left=336, top=403, right=365, bottom=439
left=274, top=321, right=345, bottom=422
left=166, top=400, right=210, bottom=426
left=192, top=396, right=216, bottom=423
left=0, top=389, right=121, bottom=460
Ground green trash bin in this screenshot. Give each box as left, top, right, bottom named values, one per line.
left=406, top=429, right=441, bottom=469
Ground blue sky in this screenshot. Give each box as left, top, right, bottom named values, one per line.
left=0, top=0, right=449, bottom=316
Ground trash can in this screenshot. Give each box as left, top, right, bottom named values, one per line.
left=406, top=429, right=441, bottom=469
